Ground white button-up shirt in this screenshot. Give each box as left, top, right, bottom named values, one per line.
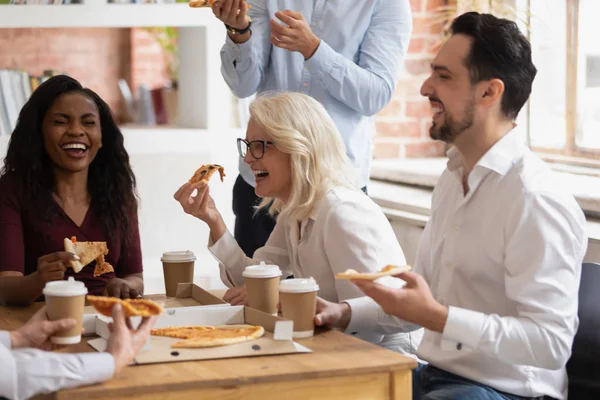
left=0, top=331, right=114, bottom=400
left=209, top=186, right=423, bottom=353
left=350, top=129, right=588, bottom=399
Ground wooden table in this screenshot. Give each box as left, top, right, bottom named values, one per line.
left=1, top=296, right=417, bottom=400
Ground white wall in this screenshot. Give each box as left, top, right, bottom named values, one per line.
left=127, top=130, right=242, bottom=294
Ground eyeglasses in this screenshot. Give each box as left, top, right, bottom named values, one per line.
left=237, top=138, right=274, bottom=160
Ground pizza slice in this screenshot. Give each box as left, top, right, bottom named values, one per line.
left=170, top=325, right=265, bottom=348
left=93, top=254, right=114, bottom=278
left=87, top=295, right=164, bottom=317
left=64, top=236, right=109, bottom=273
left=188, top=0, right=213, bottom=7
left=189, top=164, right=226, bottom=185
left=189, top=0, right=251, bottom=9
left=335, top=264, right=412, bottom=281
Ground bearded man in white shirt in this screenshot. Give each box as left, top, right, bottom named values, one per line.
left=0, top=304, right=155, bottom=400
left=316, top=11, right=587, bottom=400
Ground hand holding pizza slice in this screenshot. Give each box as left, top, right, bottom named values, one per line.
left=64, top=236, right=114, bottom=277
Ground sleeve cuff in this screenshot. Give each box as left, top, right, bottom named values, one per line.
left=79, top=353, right=115, bottom=383
left=208, top=230, right=238, bottom=264
left=225, top=33, right=253, bottom=66
left=208, top=230, right=245, bottom=286
left=343, top=296, right=381, bottom=335
left=0, top=331, right=11, bottom=349
left=306, top=39, right=338, bottom=81
left=442, top=306, right=487, bottom=349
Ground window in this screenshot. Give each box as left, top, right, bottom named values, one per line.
left=517, top=0, right=600, bottom=161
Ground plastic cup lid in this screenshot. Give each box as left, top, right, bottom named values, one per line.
left=43, top=277, right=88, bottom=297
left=278, top=277, right=319, bottom=293
left=243, top=261, right=282, bottom=278
left=161, top=250, right=196, bottom=262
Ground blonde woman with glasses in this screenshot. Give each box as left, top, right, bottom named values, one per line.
left=173, top=92, right=423, bottom=356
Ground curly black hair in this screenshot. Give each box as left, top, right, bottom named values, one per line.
left=451, top=12, right=538, bottom=120
left=0, top=74, right=139, bottom=243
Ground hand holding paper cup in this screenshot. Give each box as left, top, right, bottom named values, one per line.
left=243, top=261, right=282, bottom=315
left=43, top=277, right=88, bottom=344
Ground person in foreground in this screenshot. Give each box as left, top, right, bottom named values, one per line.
left=0, top=304, right=155, bottom=400
left=174, top=92, right=423, bottom=355
left=211, top=0, right=412, bottom=257
left=317, top=12, right=587, bottom=400
left=0, top=75, right=144, bottom=306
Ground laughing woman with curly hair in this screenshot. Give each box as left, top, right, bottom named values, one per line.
left=0, top=75, right=144, bottom=305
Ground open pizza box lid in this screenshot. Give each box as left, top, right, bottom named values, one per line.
left=82, top=283, right=228, bottom=336
left=88, top=305, right=312, bottom=364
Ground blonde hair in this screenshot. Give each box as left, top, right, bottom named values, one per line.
left=249, top=91, right=358, bottom=222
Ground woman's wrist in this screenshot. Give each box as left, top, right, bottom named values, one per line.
left=208, top=216, right=227, bottom=243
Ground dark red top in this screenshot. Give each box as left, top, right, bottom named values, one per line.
left=0, top=172, right=143, bottom=296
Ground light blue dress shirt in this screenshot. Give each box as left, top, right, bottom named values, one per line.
left=221, top=0, right=412, bottom=188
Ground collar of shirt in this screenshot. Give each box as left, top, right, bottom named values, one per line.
left=446, top=126, right=526, bottom=192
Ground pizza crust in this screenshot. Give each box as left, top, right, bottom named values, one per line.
left=335, top=264, right=412, bottom=281
left=87, top=295, right=164, bottom=317
left=189, top=164, right=226, bottom=185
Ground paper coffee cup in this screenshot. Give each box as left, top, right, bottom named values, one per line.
left=161, top=250, right=196, bottom=297
left=43, top=277, right=88, bottom=344
left=243, top=261, right=282, bottom=316
left=279, top=277, right=319, bottom=338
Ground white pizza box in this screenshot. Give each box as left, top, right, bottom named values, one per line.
left=82, top=283, right=229, bottom=336
left=88, top=305, right=312, bottom=364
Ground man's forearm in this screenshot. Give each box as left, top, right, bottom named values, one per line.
left=0, top=274, right=43, bottom=306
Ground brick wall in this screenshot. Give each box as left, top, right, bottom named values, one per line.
left=373, top=0, right=447, bottom=159
left=0, top=28, right=131, bottom=121
left=130, top=28, right=169, bottom=92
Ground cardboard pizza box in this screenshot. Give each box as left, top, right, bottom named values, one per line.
left=82, top=283, right=229, bottom=336
left=87, top=305, right=312, bottom=364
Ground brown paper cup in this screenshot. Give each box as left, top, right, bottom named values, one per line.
left=161, top=251, right=196, bottom=297
left=279, top=278, right=320, bottom=338
left=245, top=276, right=281, bottom=315
left=242, top=262, right=282, bottom=315
left=43, top=277, right=87, bottom=345
left=162, top=261, right=195, bottom=297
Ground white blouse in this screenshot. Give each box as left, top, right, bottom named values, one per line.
left=209, top=185, right=422, bottom=352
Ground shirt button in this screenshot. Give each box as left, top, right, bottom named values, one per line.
left=453, top=225, right=460, bottom=231
left=311, top=23, right=317, bottom=27
left=456, top=343, right=462, bottom=351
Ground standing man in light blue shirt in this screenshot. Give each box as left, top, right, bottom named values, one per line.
left=211, top=0, right=413, bottom=257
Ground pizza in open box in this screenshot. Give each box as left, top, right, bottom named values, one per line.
left=151, top=324, right=265, bottom=348
left=87, top=295, right=164, bottom=317
left=335, top=264, right=412, bottom=281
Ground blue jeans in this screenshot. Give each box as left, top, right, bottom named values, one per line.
left=413, top=364, right=549, bottom=400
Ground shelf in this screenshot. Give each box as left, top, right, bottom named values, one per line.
left=0, top=4, right=221, bottom=28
